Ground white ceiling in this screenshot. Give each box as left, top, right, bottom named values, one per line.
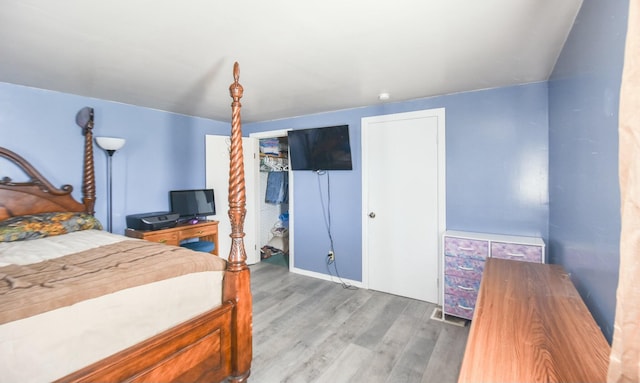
left=0, top=0, right=582, bottom=123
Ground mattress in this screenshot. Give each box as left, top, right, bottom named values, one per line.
left=0, top=230, right=225, bottom=383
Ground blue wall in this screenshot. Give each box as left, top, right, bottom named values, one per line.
left=246, top=82, right=549, bottom=281
left=0, top=83, right=230, bottom=234
left=548, top=0, right=627, bottom=342
left=0, top=81, right=547, bottom=284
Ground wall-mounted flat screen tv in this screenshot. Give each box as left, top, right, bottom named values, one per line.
left=287, top=125, right=353, bottom=171
left=169, top=189, right=216, bottom=219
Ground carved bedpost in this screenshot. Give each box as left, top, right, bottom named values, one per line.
left=227, top=64, right=248, bottom=272
left=224, top=62, right=252, bottom=383
left=78, top=108, right=96, bottom=216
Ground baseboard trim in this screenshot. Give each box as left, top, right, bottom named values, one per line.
left=290, top=266, right=364, bottom=288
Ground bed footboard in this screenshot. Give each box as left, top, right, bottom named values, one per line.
left=56, top=302, right=235, bottom=383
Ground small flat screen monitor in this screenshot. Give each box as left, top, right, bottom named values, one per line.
left=170, top=189, right=216, bottom=219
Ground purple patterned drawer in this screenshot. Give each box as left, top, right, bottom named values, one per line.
left=444, top=294, right=475, bottom=320
left=444, top=275, right=480, bottom=300
left=443, top=237, right=488, bottom=260
left=444, top=255, right=484, bottom=280
left=491, top=242, right=543, bottom=263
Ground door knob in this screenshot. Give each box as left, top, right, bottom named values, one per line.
left=369, top=212, right=376, bottom=218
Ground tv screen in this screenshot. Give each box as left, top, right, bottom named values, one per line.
left=287, top=125, right=353, bottom=171
left=170, top=189, right=216, bottom=219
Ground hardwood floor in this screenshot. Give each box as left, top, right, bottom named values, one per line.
left=249, top=262, right=470, bottom=383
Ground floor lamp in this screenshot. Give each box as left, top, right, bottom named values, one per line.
left=96, top=137, right=126, bottom=233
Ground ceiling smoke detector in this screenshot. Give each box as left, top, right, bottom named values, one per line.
left=378, top=92, right=390, bottom=101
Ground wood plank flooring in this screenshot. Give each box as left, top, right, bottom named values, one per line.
left=249, top=262, right=470, bottom=383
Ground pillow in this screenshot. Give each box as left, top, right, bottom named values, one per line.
left=0, top=212, right=103, bottom=242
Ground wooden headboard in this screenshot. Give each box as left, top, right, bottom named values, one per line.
left=0, top=108, right=96, bottom=221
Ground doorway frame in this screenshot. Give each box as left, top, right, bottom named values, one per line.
left=249, top=129, right=294, bottom=270
left=361, top=108, right=446, bottom=304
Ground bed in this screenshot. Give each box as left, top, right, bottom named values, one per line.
left=0, top=63, right=252, bottom=383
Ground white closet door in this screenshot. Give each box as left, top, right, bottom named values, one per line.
left=362, top=109, right=445, bottom=303
left=205, top=135, right=259, bottom=264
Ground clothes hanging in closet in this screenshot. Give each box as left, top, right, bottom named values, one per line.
left=265, top=171, right=288, bottom=204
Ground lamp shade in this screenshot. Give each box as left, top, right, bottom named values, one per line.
left=96, top=137, right=126, bottom=151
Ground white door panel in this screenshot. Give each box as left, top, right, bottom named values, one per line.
left=363, top=109, right=445, bottom=303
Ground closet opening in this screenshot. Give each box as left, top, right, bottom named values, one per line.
left=258, top=135, right=290, bottom=268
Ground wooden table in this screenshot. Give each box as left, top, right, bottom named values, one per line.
left=458, top=258, right=610, bottom=383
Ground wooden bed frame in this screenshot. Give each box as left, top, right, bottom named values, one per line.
left=0, top=63, right=252, bottom=383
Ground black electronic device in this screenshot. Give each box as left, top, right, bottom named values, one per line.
left=126, top=211, right=179, bottom=231
left=287, top=124, right=353, bottom=171
left=169, top=189, right=216, bottom=220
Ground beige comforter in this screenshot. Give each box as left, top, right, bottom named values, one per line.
left=0, top=239, right=226, bottom=324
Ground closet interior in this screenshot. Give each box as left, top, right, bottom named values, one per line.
left=259, top=136, right=290, bottom=267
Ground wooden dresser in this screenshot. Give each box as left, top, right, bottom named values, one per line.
left=125, top=220, right=218, bottom=255
left=458, top=258, right=610, bottom=383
